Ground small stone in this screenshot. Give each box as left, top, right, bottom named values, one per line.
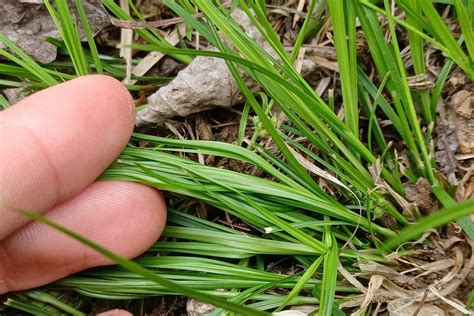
left=0, top=0, right=108, bottom=63
left=186, top=298, right=215, bottom=316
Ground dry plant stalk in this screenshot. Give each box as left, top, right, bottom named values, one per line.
left=341, top=240, right=474, bottom=315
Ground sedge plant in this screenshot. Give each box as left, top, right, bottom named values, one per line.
left=1, top=0, right=474, bottom=314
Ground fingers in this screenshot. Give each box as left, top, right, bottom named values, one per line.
left=97, top=310, right=133, bottom=316
left=0, top=181, right=166, bottom=294
left=0, top=75, right=135, bottom=240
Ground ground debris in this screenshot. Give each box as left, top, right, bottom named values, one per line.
left=195, top=115, right=214, bottom=141
left=452, top=90, right=473, bottom=119
left=0, top=0, right=108, bottom=63
left=404, top=178, right=439, bottom=214
left=341, top=239, right=474, bottom=314
left=387, top=299, right=445, bottom=316
left=450, top=90, right=474, bottom=154
left=436, top=87, right=474, bottom=181
left=435, top=123, right=459, bottom=176
left=432, top=67, right=474, bottom=208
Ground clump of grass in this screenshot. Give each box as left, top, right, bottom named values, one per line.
left=1, top=0, right=474, bottom=314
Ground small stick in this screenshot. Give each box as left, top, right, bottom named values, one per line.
left=110, top=13, right=205, bottom=29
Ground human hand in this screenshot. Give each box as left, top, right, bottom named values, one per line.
left=0, top=75, right=167, bottom=295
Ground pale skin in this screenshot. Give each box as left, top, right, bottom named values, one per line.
left=0, top=76, right=168, bottom=315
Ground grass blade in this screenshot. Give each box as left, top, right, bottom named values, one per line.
left=276, top=256, right=324, bottom=312
left=383, top=198, right=474, bottom=250
left=0, top=34, right=58, bottom=86
left=74, top=0, right=103, bottom=73
left=328, top=0, right=359, bottom=137
left=318, top=230, right=338, bottom=316
left=45, top=0, right=90, bottom=75
left=13, top=208, right=270, bottom=316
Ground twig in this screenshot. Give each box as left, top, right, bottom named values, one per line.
left=110, top=13, right=204, bottom=29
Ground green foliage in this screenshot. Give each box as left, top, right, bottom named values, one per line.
left=44, top=0, right=91, bottom=76
left=327, top=0, right=359, bottom=137
left=0, top=34, right=59, bottom=86
left=2, top=0, right=474, bottom=314
left=383, top=198, right=474, bottom=249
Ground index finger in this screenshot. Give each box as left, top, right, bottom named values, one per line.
left=0, top=75, right=135, bottom=240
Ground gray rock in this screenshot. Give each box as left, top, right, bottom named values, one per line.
left=0, top=0, right=108, bottom=63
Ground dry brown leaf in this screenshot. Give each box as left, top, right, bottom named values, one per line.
left=386, top=299, right=445, bottom=316
left=195, top=115, right=213, bottom=141
left=338, top=263, right=367, bottom=294
left=353, top=274, right=384, bottom=315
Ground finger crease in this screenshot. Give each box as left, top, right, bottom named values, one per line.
left=18, top=123, right=61, bottom=206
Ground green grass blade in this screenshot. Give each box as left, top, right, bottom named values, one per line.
left=276, top=256, right=324, bottom=312
left=454, top=0, right=474, bottom=59
left=45, top=0, right=90, bottom=76
left=4, top=295, right=60, bottom=316
left=361, top=0, right=473, bottom=79
left=237, top=100, right=251, bottom=146
left=162, top=226, right=318, bottom=255
left=355, top=2, right=424, bottom=174
left=0, top=34, right=58, bottom=86
left=74, top=0, right=103, bottom=73
left=432, top=184, right=474, bottom=240
left=430, top=57, right=454, bottom=118
left=25, top=290, right=85, bottom=316
left=318, top=230, right=339, bottom=316
left=383, top=198, right=474, bottom=250
left=367, top=72, right=390, bottom=154
left=289, top=0, right=317, bottom=63
left=404, top=1, right=433, bottom=124
left=131, top=133, right=305, bottom=191
left=205, top=21, right=323, bottom=194
left=400, top=0, right=474, bottom=79
left=328, top=0, right=359, bottom=137
left=0, top=94, right=11, bottom=109
left=13, top=209, right=270, bottom=316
